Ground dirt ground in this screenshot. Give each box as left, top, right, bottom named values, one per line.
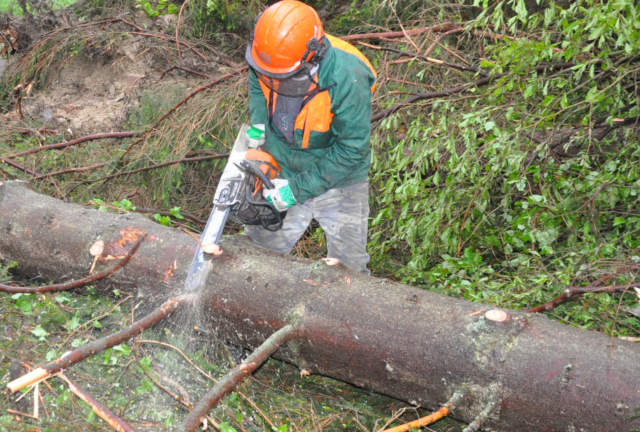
left=5, top=10, right=227, bottom=134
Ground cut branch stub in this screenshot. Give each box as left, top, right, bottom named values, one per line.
left=89, top=240, right=105, bottom=274
left=484, top=309, right=509, bottom=323
left=0, top=234, right=146, bottom=294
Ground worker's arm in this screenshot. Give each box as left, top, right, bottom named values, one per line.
left=248, top=69, right=268, bottom=126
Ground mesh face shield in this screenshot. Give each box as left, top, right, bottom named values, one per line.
left=254, top=65, right=320, bottom=98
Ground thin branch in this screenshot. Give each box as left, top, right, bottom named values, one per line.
left=526, top=283, right=640, bottom=314
left=340, top=23, right=461, bottom=42
left=379, top=393, right=462, bottom=432
left=177, top=324, right=300, bottom=432
left=32, top=162, right=107, bottom=180
left=4, top=132, right=136, bottom=160
left=159, top=65, right=212, bottom=81
left=176, top=0, right=189, bottom=64
left=0, top=156, right=39, bottom=176
left=461, top=401, right=496, bottom=432
left=371, top=63, right=575, bottom=123
left=0, top=234, right=146, bottom=294
left=57, top=372, right=136, bottom=432
left=357, top=41, right=480, bottom=74
left=88, top=153, right=229, bottom=184
left=134, top=207, right=206, bottom=226
left=127, top=30, right=207, bottom=63
left=424, top=28, right=465, bottom=57
left=7, top=295, right=192, bottom=393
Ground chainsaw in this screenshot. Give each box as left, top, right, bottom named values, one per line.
left=184, top=124, right=286, bottom=292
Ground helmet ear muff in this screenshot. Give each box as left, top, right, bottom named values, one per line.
left=300, top=36, right=327, bottom=72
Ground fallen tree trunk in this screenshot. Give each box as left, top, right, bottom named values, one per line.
left=0, top=180, right=639, bottom=431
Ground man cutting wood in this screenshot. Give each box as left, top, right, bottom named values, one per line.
left=243, top=0, right=377, bottom=274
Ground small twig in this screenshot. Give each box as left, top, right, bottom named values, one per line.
left=4, top=132, right=136, bottom=160
left=341, top=23, right=460, bottom=42
left=176, top=0, right=189, bottom=65
left=134, top=207, right=206, bottom=227
left=0, top=234, right=146, bottom=294
left=424, top=27, right=465, bottom=57
left=58, top=372, right=136, bottom=432
left=33, top=383, right=39, bottom=419
left=379, top=393, right=463, bottom=432
left=182, top=227, right=205, bottom=248
left=462, top=401, right=495, bottom=432
left=6, top=409, right=38, bottom=420
left=376, top=408, right=407, bottom=432
left=526, top=283, right=640, bottom=314
left=0, top=156, right=39, bottom=176
left=159, top=65, right=212, bottom=81
left=357, top=41, right=479, bottom=74
left=32, top=163, right=107, bottom=180
left=87, top=153, right=229, bottom=184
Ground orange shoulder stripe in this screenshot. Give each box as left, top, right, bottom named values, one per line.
left=325, top=33, right=377, bottom=92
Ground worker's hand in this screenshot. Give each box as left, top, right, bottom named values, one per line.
left=263, top=179, right=296, bottom=212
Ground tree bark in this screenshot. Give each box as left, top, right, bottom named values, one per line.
left=0, top=180, right=639, bottom=432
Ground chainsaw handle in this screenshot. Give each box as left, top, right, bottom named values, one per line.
left=239, top=160, right=275, bottom=189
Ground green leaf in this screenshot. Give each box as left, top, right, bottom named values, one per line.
left=170, top=207, right=185, bottom=219
left=586, top=86, right=599, bottom=100
left=31, top=325, right=49, bottom=341
left=46, top=350, right=58, bottom=361
left=65, top=315, right=80, bottom=331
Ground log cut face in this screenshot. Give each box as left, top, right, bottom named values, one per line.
left=1, top=180, right=639, bottom=432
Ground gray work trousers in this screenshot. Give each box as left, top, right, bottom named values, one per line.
left=245, top=181, right=371, bottom=274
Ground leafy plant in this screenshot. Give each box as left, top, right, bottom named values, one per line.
left=368, top=0, right=640, bottom=335
left=135, top=0, right=179, bottom=18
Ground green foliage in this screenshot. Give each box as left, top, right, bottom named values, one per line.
left=91, top=198, right=137, bottom=212
left=369, top=0, right=640, bottom=335
left=0, top=261, right=17, bottom=283
left=135, top=0, right=179, bottom=18
left=0, top=0, right=76, bottom=15
left=153, top=212, right=172, bottom=226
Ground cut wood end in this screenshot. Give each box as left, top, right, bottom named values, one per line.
left=485, top=309, right=509, bottom=323
left=89, top=240, right=105, bottom=256
left=7, top=367, right=48, bottom=393
left=202, top=243, right=222, bottom=255
left=300, top=369, right=312, bottom=378
left=321, top=258, right=340, bottom=266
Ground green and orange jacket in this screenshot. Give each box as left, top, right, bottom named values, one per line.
left=248, top=34, right=377, bottom=204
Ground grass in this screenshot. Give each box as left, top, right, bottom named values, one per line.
left=0, top=0, right=77, bottom=14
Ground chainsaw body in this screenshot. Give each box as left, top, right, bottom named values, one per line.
left=184, top=125, right=285, bottom=292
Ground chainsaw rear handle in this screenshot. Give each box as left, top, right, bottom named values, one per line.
left=239, top=160, right=276, bottom=190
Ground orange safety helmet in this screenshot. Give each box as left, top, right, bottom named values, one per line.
left=246, top=1, right=326, bottom=80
